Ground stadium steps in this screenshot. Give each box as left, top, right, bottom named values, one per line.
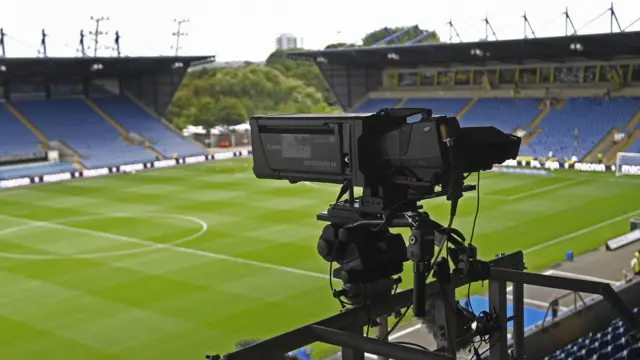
left=553, top=99, right=566, bottom=109
left=607, top=129, right=640, bottom=165
left=72, top=160, right=86, bottom=171
left=584, top=128, right=616, bottom=163
left=84, top=98, right=135, bottom=145
left=624, top=107, right=640, bottom=130
left=124, top=92, right=208, bottom=152
left=456, top=98, right=477, bottom=119
left=396, top=98, right=408, bottom=107
left=5, top=103, right=50, bottom=149
left=528, top=105, right=551, bottom=129
left=522, top=128, right=542, bottom=145
left=50, top=140, right=87, bottom=170
left=520, top=104, right=551, bottom=145
left=85, top=98, right=166, bottom=160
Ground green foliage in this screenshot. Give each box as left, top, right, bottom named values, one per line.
left=362, top=26, right=440, bottom=46
left=324, top=42, right=352, bottom=49
left=167, top=26, right=440, bottom=129
left=167, top=64, right=338, bottom=129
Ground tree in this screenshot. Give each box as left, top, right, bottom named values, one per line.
left=166, top=26, right=440, bottom=130
left=166, top=65, right=338, bottom=129
left=362, top=26, right=440, bottom=47
left=265, top=49, right=336, bottom=106
left=214, top=97, right=248, bottom=126
left=324, top=43, right=355, bottom=49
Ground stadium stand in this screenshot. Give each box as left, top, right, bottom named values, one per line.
left=544, top=309, right=640, bottom=360
left=11, top=98, right=157, bottom=168
left=458, top=98, right=541, bottom=132
left=626, top=132, right=640, bottom=153
left=92, top=96, right=204, bottom=158
left=0, top=57, right=211, bottom=176
left=0, top=103, right=42, bottom=156
left=525, top=97, right=640, bottom=159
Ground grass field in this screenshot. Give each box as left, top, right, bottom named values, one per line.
left=0, top=158, right=639, bottom=360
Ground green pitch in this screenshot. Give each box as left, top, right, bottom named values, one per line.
left=0, top=159, right=639, bottom=360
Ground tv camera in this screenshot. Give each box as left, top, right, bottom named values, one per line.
left=250, top=108, right=520, bottom=324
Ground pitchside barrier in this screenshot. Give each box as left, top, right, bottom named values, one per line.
left=0, top=154, right=636, bottom=191
left=0, top=150, right=252, bottom=190
left=500, top=159, right=620, bottom=172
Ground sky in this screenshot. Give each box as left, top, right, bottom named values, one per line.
left=1, top=0, right=639, bottom=62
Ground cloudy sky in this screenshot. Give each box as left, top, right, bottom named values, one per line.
left=1, top=0, right=639, bottom=61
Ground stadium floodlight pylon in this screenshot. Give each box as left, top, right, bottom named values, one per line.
left=616, top=152, right=640, bottom=176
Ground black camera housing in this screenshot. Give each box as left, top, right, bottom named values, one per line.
left=250, top=108, right=520, bottom=196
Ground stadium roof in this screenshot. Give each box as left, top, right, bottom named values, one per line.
left=0, top=56, right=215, bottom=79
left=288, top=31, right=640, bottom=67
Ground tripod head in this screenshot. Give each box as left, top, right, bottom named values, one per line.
left=315, top=182, right=488, bottom=319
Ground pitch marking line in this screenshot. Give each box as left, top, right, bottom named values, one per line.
left=0, top=214, right=329, bottom=279
left=506, top=179, right=586, bottom=200
left=2, top=208, right=636, bottom=345
left=523, top=209, right=640, bottom=254
left=0, top=213, right=210, bottom=259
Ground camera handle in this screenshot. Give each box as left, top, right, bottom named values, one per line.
left=406, top=213, right=437, bottom=318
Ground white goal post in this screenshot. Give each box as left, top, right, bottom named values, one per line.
left=615, top=152, right=640, bottom=176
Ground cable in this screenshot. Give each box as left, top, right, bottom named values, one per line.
left=469, top=172, right=481, bottom=245
left=474, top=338, right=499, bottom=359
left=467, top=283, right=475, bottom=314
left=576, top=9, right=609, bottom=33
left=328, top=240, right=355, bottom=308
left=385, top=304, right=411, bottom=340
left=392, top=341, right=431, bottom=351
left=623, top=16, right=640, bottom=31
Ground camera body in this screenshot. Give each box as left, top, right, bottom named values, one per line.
left=250, top=108, right=520, bottom=205
left=250, top=108, right=520, bottom=299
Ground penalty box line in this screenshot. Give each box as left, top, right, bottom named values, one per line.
left=0, top=214, right=329, bottom=280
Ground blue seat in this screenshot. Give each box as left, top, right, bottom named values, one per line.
left=92, top=97, right=205, bottom=158
left=610, top=339, right=625, bottom=355
left=457, top=98, right=541, bottom=133
left=584, top=345, right=598, bottom=358
left=611, top=331, right=624, bottom=343
left=526, top=97, right=640, bottom=159
left=0, top=105, right=42, bottom=157
left=594, top=348, right=610, bottom=360
left=597, top=338, right=611, bottom=350
left=12, top=99, right=157, bottom=168
left=624, top=344, right=640, bottom=358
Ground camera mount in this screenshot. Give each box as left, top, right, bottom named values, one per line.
left=316, top=182, right=477, bottom=312
left=210, top=250, right=640, bottom=360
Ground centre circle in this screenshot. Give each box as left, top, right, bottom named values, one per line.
left=0, top=213, right=208, bottom=260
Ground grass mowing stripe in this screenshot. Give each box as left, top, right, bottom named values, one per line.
left=1, top=159, right=639, bottom=359
left=507, top=179, right=587, bottom=200
left=0, top=214, right=329, bottom=279
left=522, top=209, right=640, bottom=254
